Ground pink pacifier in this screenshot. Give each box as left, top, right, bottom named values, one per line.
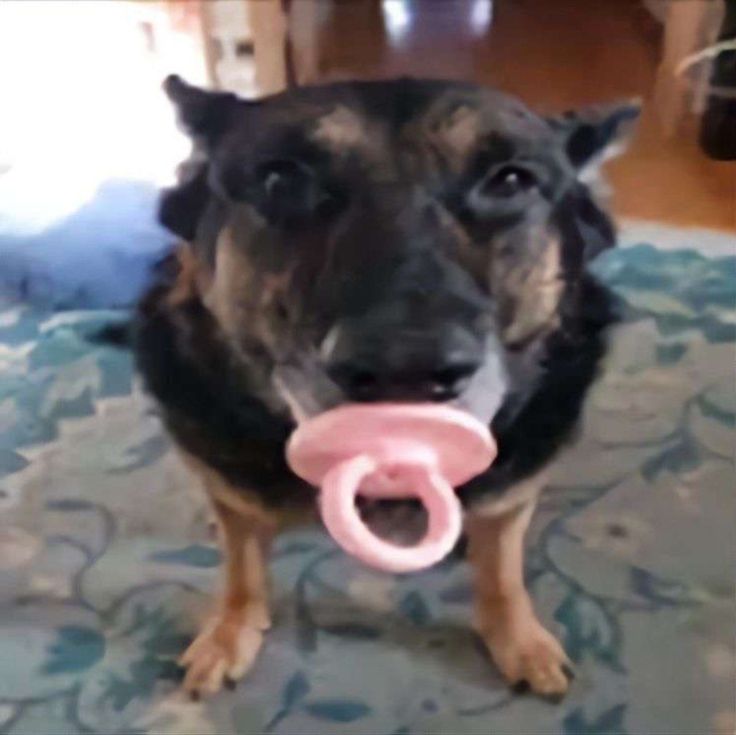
left=286, top=404, right=496, bottom=574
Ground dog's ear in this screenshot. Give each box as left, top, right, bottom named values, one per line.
left=163, top=74, right=239, bottom=145
left=551, top=101, right=641, bottom=176
left=159, top=76, right=243, bottom=241
left=158, top=160, right=209, bottom=241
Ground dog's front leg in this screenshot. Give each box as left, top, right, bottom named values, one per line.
left=179, top=464, right=275, bottom=698
left=466, top=485, right=573, bottom=698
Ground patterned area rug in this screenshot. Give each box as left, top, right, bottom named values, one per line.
left=0, top=243, right=734, bottom=735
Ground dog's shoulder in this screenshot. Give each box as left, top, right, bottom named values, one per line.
left=133, top=249, right=301, bottom=503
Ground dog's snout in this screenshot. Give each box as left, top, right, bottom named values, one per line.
left=331, top=357, right=480, bottom=402
left=324, top=322, right=483, bottom=403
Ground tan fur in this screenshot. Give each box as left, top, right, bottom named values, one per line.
left=491, top=231, right=564, bottom=345
left=467, top=493, right=573, bottom=696
left=416, top=103, right=482, bottom=177
left=440, top=105, right=481, bottom=157
left=166, top=245, right=209, bottom=307
left=468, top=468, right=549, bottom=518
left=178, top=455, right=277, bottom=696
left=312, top=105, right=373, bottom=153
left=201, top=227, right=292, bottom=353
left=202, top=227, right=250, bottom=333
left=181, top=453, right=278, bottom=530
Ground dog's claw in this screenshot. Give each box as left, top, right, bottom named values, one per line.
left=480, top=613, right=573, bottom=698
left=180, top=612, right=265, bottom=697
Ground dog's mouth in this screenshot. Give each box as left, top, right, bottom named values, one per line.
left=272, top=360, right=344, bottom=424
left=274, top=352, right=504, bottom=545
left=272, top=341, right=507, bottom=427
left=357, top=497, right=428, bottom=546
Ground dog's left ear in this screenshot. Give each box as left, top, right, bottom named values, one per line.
left=551, top=101, right=641, bottom=176
left=551, top=102, right=640, bottom=265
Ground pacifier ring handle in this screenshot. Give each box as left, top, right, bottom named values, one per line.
left=319, top=455, right=464, bottom=574
left=285, top=403, right=496, bottom=573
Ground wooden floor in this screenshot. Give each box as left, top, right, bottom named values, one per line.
left=305, top=0, right=735, bottom=231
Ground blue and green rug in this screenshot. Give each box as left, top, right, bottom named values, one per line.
left=0, top=242, right=734, bottom=735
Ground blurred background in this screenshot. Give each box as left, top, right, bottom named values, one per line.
left=0, top=0, right=733, bottom=308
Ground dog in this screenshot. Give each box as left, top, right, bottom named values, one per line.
left=133, top=75, right=638, bottom=699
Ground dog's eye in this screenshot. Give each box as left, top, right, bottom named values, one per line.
left=254, top=159, right=333, bottom=226
left=258, top=159, right=309, bottom=197
left=478, top=165, right=538, bottom=199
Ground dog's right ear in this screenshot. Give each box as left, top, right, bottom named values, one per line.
left=163, top=74, right=239, bottom=146
left=159, top=76, right=242, bottom=240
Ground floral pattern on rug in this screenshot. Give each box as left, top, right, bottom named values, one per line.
left=0, top=244, right=734, bottom=735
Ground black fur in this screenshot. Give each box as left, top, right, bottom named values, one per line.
left=131, top=77, right=631, bottom=513
left=134, top=267, right=307, bottom=508
left=134, top=247, right=616, bottom=514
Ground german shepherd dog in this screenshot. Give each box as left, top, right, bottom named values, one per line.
left=134, top=75, right=638, bottom=698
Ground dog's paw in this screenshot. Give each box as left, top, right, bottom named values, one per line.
left=480, top=617, right=573, bottom=698
left=179, top=608, right=267, bottom=698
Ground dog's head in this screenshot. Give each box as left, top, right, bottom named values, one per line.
left=160, top=76, right=638, bottom=423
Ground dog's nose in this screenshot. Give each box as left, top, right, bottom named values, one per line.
left=324, top=323, right=483, bottom=403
